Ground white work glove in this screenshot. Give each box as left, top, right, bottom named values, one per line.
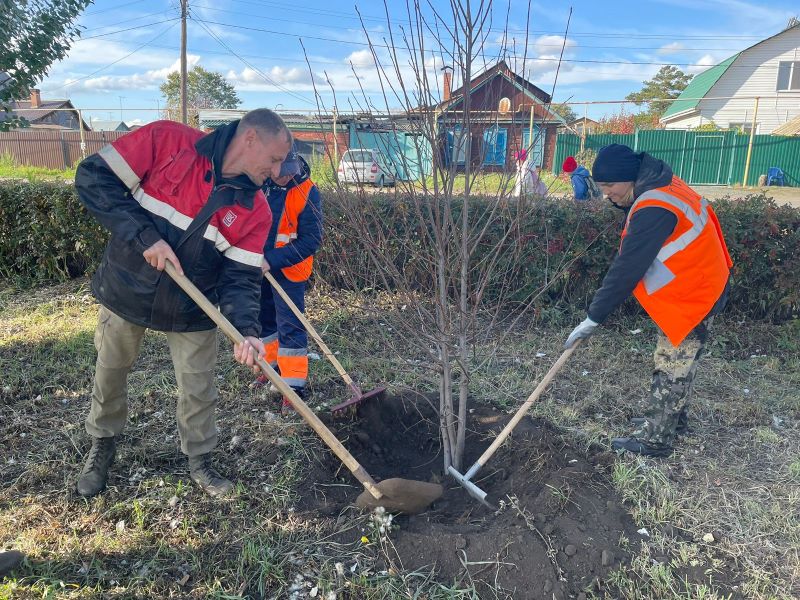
left=564, top=317, right=598, bottom=349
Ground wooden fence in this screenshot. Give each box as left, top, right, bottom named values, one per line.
left=0, top=129, right=129, bottom=170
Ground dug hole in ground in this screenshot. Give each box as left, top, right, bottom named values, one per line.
left=303, top=392, right=664, bottom=599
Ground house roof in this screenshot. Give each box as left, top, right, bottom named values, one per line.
left=197, top=109, right=358, bottom=130
left=567, top=117, right=599, bottom=126
left=9, top=99, right=76, bottom=122
left=662, top=21, right=800, bottom=121
left=661, top=54, right=740, bottom=120
left=772, top=114, right=800, bottom=136
left=438, top=60, right=565, bottom=124
left=89, top=120, right=130, bottom=131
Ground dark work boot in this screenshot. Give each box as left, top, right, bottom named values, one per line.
left=0, top=550, right=24, bottom=577
left=189, top=454, right=234, bottom=497
left=611, top=436, right=673, bottom=457
left=630, top=409, right=690, bottom=436
left=76, top=436, right=116, bottom=497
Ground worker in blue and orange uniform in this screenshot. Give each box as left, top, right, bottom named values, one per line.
left=564, top=144, right=733, bottom=457
left=257, top=151, right=323, bottom=415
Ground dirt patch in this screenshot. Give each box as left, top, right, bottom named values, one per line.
left=299, top=393, right=644, bottom=599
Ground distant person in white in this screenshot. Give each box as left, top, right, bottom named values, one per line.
left=513, top=149, right=547, bottom=197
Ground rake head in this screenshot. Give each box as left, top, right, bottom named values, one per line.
left=330, top=385, right=387, bottom=418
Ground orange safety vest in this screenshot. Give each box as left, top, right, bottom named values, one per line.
left=274, top=178, right=315, bottom=282
left=622, top=176, right=733, bottom=347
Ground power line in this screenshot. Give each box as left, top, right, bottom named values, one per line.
left=222, top=0, right=775, bottom=40
left=78, top=18, right=181, bottom=41
left=80, top=9, right=179, bottom=33
left=41, top=20, right=181, bottom=95
left=189, top=2, right=757, bottom=52
left=191, top=17, right=315, bottom=105
left=84, top=0, right=150, bottom=16
left=193, top=19, right=793, bottom=70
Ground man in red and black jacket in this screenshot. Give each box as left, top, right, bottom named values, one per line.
left=75, top=109, right=292, bottom=498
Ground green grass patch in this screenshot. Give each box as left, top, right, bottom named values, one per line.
left=0, top=152, right=77, bottom=181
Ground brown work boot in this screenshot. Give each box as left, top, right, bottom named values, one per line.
left=189, top=454, right=234, bottom=497
left=0, top=550, right=24, bottom=577
left=76, top=436, right=116, bottom=497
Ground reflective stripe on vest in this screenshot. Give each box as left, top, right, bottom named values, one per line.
left=275, top=233, right=298, bottom=244
left=627, top=190, right=711, bottom=295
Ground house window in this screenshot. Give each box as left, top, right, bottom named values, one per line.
left=776, top=61, right=800, bottom=91
left=482, top=126, right=507, bottom=166
left=729, top=122, right=758, bottom=135
left=446, top=127, right=468, bottom=165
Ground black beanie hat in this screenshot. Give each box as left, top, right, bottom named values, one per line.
left=592, top=144, right=642, bottom=183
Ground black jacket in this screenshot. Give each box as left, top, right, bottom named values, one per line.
left=75, top=121, right=270, bottom=337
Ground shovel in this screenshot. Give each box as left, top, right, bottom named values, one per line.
left=164, top=261, right=442, bottom=514
left=263, top=270, right=386, bottom=416
left=448, top=341, right=581, bottom=507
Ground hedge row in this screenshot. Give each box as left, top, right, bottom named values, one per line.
left=1, top=180, right=798, bottom=320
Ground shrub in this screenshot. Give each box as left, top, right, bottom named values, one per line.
left=0, top=181, right=797, bottom=321
left=0, top=180, right=107, bottom=284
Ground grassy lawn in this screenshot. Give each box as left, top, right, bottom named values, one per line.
left=0, top=155, right=76, bottom=182
left=1, top=279, right=798, bottom=598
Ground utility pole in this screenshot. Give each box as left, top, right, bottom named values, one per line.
left=180, top=0, right=188, bottom=125
left=742, top=96, right=759, bottom=187
left=332, top=107, right=339, bottom=166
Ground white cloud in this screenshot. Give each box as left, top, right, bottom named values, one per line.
left=53, top=38, right=179, bottom=70
left=531, top=35, right=577, bottom=55
left=224, top=65, right=313, bottom=91
left=687, top=53, right=718, bottom=74
left=658, top=42, right=685, bottom=55
left=345, top=49, right=376, bottom=68
left=56, top=55, right=201, bottom=93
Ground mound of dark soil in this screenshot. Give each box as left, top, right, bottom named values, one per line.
left=299, top=393, right=643, bottom=598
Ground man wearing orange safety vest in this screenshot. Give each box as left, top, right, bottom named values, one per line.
left=257, top=151, right=323, bottom=415
left=564, top=144, right=732, bottom=457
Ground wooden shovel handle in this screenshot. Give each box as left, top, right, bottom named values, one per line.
left=472, top=341, right=580, bottom=472
left=164, top=261, right=383, bottom=500
left=263, top=270, right=355, bottom=387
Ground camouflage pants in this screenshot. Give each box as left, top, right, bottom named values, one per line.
left=635, top=317, right=714, bottom=447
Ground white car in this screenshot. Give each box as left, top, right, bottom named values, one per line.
left=337, top=149, right=396, bottom=187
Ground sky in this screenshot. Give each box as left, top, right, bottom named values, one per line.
left=35, top=0, right=798, bottom=126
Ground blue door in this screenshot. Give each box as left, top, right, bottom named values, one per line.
left=483, top=126, right=507, bottom=166
left=522, top=126, right=545, bottom=167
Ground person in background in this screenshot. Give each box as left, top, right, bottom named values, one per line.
left=256, top=151, right=323, bottom=416
left=513, top=149, right=547, bottom=197
left=562, top=155, right=602, bottom=201
left=564, top=144, right=732, bottom=457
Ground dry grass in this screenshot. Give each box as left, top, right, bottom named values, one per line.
left=1, top=278, right=798, bottom=598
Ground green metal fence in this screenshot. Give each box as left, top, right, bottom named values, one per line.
left=554, top=130, right=800, bottom=187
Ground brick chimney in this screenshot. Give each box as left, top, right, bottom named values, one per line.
left=30, top=89, right=42, bottom=109
left=441, top=67, right=453, bottom=102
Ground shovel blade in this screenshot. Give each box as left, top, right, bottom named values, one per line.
left=355, top=478, right=443, bottom=514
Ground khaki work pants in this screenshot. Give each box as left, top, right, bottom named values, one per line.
left=85, top=305, right=219, bottom=457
